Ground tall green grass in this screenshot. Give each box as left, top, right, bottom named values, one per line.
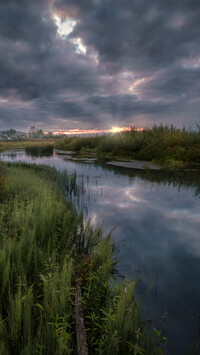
left=55, top=125, right=200, bottom=168
left=0, top=163, right=8, bottom=201
left=25, top=145, right=54, bottom=157
left=80, top=235, right=165, bottom=354
left=0, top=164, right=80, bottom=353
left=55, top=135, right=104, bottom=153
left=0, top=163, right=164, bottom=354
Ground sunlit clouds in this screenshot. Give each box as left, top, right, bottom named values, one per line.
left=72, top=37, right=87, bottom=55
left=53, top=14, right=87, bottom=55
left=53, top=14, right=76, bottom=37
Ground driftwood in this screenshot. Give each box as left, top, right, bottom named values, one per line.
left=75, top=281, right=88, bottom=355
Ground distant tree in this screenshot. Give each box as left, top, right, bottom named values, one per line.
left=47, top=131, right=53, bottom=137
left=38, top=129, right=44, bottom=136
left=196, top=116, right=200, bottom=132
left=1, top=128, right=16, bottom=136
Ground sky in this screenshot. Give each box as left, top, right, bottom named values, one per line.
left=0, top=0, right=200, bottom=132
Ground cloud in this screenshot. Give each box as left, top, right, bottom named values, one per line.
left=0, top=0, right=200, bottom=130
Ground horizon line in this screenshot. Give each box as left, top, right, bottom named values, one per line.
left=46, top=126, right=144, bottom=135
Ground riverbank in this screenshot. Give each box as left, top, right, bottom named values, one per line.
left=54, top=149, right=162, bottom=170
left=0, top=138, right=55, bottom=152
left=54, top=125, right=200, bottom=170
left=0, top=162, right=164, bottom=354
left=1, top=124, right=200, bottom=171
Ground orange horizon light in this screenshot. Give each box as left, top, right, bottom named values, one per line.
left=44, top=126, right=144, bottom=136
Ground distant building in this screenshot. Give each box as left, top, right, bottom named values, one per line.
left=0, top=127, right=45, bottom=140
left=28, top=126, right=44, bottom=138
left=0, top=134, right=8, bottom=141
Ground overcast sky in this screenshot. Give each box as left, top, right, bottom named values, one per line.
left=0, top=0, right=200, bottom=131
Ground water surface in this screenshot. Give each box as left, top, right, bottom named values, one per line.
left=1, top=149, right=200, bottom=354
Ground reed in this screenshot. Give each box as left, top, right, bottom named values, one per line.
left=55, top=135, right=104, bottom=152
left=81, top=235, right=159, bottom=354
left=0, top=163, right=164, bottom=354
left=55, top=125, right=200, bottom=168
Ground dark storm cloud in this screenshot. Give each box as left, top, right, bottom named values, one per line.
left=150, top=66, right=200, bottom=100
left=0, top=0, right=99, bottom=100
left=85, top=94, right=171, bottom=117
left=0, top=0, right=200, bottom=130
left=65, top=0, right=200, bottom=70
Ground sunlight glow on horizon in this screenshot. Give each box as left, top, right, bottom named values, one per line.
left=45, top=126, right=144, bottom=136
left=111, top=127, right=125, bottom=133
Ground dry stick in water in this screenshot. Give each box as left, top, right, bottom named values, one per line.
left=75, top=281, right=88, bottom=355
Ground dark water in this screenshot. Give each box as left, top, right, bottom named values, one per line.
left=1, top=148, right=200, bottom=354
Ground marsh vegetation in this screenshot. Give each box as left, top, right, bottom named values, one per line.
left=0, top=162, right=165, bottom=354
left=55, top=125, right=200, bottom=169
left=0, top=139, right=55, bottom=153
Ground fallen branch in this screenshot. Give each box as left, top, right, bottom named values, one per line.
left=75, top=281, right=88, bottom=355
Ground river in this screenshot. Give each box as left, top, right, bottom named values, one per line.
left=1, top=148, right=200, bottom=354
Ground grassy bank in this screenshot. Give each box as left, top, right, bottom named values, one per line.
left=0, top=162, right=164, bottom=354
left=55, top=125, right=200, bottom=169
left=0, top=139, right=55, bottom=153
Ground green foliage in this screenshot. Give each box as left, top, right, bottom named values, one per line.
left=55, top=135, right=105, bottom=152
left=0, top=165, right=80, bottom=353
left=81, top=236, right=162, bottom=354
left=25, top=144, right=54, bottom=157
left=0, top=128, right=16, bottom=136
left=55, top=125, right=200, bottom=168
left=0, top=163, right=8, bottom=200
left=0, top=163, right=165, bottom=354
